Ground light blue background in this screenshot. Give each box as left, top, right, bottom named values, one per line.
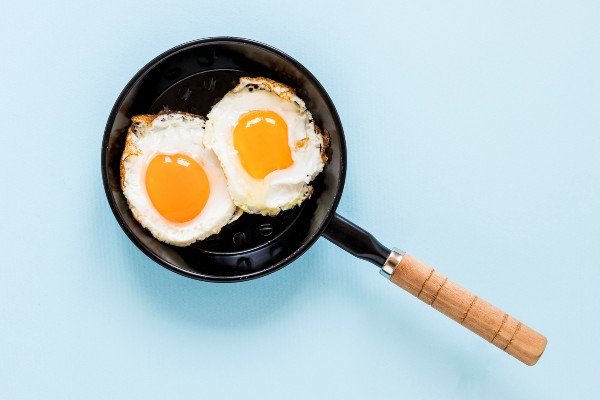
left=1, top=1, right=598, bottom=398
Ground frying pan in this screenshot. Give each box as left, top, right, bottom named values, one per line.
left=102, top=37, right=547, bottom=365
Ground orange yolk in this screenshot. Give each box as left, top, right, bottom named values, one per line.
left=233, top=110, right=293, bottom=179
left=145, top=153, right=210, bottom=223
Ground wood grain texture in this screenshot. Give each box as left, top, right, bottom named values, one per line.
left=390, top=253, right=547, bottom=365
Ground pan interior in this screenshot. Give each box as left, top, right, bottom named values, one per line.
left=103, top=39, right=345, bottom=281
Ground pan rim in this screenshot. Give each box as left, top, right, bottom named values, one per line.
left=101, top=37, right=347, bottom=282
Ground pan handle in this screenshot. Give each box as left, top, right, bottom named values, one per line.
left=323, top=213, right=547, bottom=366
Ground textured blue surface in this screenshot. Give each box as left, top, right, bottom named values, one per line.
left=1, top=1, right=599, bottom=398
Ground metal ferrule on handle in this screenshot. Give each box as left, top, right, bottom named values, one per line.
left=380, top=248, right=405, bottom=279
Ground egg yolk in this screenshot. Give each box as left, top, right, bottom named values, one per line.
left=233, top=110, right=293, bottom=179
left=145, top=153, right=210, bottom=223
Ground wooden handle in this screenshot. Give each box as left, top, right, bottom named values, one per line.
left=389, top=252, right=547, bottom=365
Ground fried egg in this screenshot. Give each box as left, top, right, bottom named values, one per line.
left=121, top=111, right=238, bottom=246
left=204, top=77, right=328, bottom=216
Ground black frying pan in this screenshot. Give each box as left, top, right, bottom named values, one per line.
left=101, top=37, right=546, bottom=365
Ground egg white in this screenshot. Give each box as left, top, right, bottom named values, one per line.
left=204, top=77, right=328, bottom=216
left=121, top=112, right=237, bottom=246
